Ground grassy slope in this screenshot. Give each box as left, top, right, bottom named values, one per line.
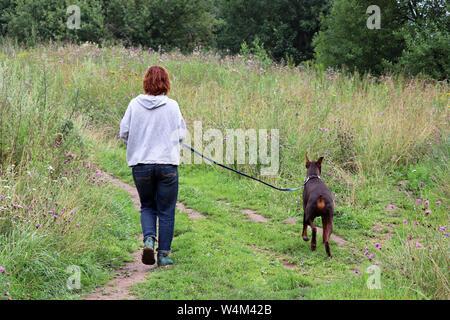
left=0, top=42, right=448, bottom=300
left=91, top=134, right=448, bottom=299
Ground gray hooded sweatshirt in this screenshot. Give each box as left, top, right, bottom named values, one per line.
left=119, top=94, right=186, bottom=167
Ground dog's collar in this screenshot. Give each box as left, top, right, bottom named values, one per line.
left=303, top=175, right=321, bottom=186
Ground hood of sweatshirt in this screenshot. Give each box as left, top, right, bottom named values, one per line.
left=136, top=94, right=168, bottom=110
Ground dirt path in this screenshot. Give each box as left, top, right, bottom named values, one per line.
left=84, top=173, right=150, bottom=300
left=85, top=172, right=348, bottom=299
left=282, top=217, right=349, bottom=247
left=84, top=172, right=204, bottom=300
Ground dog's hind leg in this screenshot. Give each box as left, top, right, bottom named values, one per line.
left=310, top=220, right=317, bottom=251
left=302, top=221, right=309, bottom=241
left=322, top=215, right=332, bottom=257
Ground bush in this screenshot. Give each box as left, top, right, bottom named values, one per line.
left=396, top=24, right=449, bottom=80
left=2, top=0, right=108, bottom=44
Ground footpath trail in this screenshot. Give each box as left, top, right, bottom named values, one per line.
left=84, top=172, right=205, bottom=300
left=85, top=171, right=348, bottom=300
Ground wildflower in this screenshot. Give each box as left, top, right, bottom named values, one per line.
left=425, top=210, right=431, bottom=216
left=6, top=283, right=10, bottom=287
left=369, top=254, right=374, bottom=260
left=424, top=200, right=429, bottom=207
left=445, top=233, right=449, bottom=237
left=76, top=223, right=80, bottom=227
left=416, top=199, right=422, bottom=205
left=346, top=181, right=352, bottom=185
left=53, top=215, right=58, bottom=220
left=0, top=266, right=5, bottom=273
left=439, top=227, right=446, bottom=231
left=386, top=246, right=390, bottom=250
left=36, top=224, right=41, bottom=228
left=419, top=182, right=424, bottom=187
left=415, top=243, right=421, bottom=248
left=402, top=219, right=407, bottom=224
left=436, top=201, right=441, bottom=206
left=353, top=270, right=359, bottom=274
left=414, top=221, right=418, bottom=226
left=427, top=246, right=432, bottom=250
left=375, top=262, right=379, bottom=266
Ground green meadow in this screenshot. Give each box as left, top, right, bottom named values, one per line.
left=0, top=41, right=448, bottom=300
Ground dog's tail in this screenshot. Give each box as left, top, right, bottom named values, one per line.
left=317, top=195, right=325, bottom=211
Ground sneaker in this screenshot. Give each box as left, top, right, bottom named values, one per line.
left=157, top=252, right=173, bottom=267
left=142, top=237, right=155, bottom=265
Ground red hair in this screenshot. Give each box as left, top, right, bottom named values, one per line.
left=143, top=66, right=171, bottom=95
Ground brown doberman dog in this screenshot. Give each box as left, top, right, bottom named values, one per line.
left=302, top=155, right=334, bottom=257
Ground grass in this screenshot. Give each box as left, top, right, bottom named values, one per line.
left=0, top=39, right=448, bottom=299
left=88, top=133, right=447, bottom=299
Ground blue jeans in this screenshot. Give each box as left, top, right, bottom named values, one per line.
left=132, top=164, right=178, bottom=253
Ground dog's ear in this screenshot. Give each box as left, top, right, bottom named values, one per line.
left=317, top=157, right=324, bottom=167
left=305, top=154, right=310, bottom=168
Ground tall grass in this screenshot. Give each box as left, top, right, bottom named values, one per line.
left=0, top=41, right=140, bottom=299
left=0, top=39, right=448, bottom=299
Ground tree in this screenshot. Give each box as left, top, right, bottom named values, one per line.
left=313, top=0, right=449, bottom=78
left=215, top=0, right=331, bottom=63
left=396, top=0, right=449, bottom=79
left=2, top=0, right=109, bottom=43
left=104, top=0, right=217, bottom=51
left=313, top=0, right=406, bottom=75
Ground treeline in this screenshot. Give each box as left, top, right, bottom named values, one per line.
left=0, top=0, right=448, bottom=79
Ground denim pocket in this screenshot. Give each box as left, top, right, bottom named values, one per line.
left=132, top=166, right=153, bottom=182
left=160, top=165, right=178, bottom=179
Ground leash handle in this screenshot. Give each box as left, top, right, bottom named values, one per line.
left=182, top=143, right=304, bottom=192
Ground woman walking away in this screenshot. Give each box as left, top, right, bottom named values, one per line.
left=119, top=66, right=186, bottom=266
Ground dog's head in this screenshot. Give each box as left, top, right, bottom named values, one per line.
left=305, top=155, right=324, bottom=176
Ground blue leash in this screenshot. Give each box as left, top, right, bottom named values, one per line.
left=182, top=143, right=307, bottom=192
